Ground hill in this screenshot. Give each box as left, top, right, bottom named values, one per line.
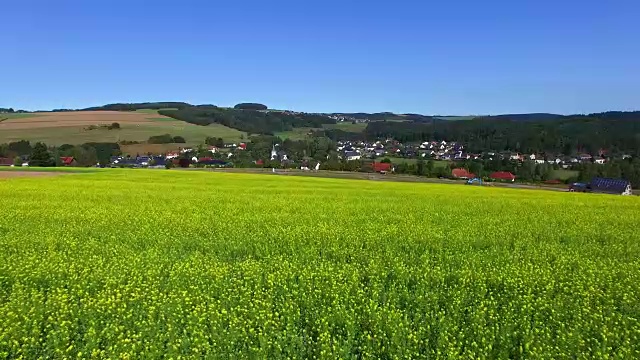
left=3, top=101, right=640, bottom=157
left=364, top=111, right=640, bottom=155
left=0, top=110, right=246, bottom=147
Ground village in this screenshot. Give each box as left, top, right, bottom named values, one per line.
left=1, top=137, right=633, bottom=195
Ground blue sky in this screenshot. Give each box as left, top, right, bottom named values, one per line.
left=1, top=0, right=638, bottom=114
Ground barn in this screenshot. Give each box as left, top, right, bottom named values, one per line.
left=372, top=162, right=393, bottom=173
left=489, top=171, right=516, bottom=182
left=451, top=168, right=475, bottom=179
left=590, top=177, right=633, bottom=195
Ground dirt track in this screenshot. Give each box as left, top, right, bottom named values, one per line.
left=0, top=171, right=67, bottom=178
left=0, top=111, right=172, bottom=130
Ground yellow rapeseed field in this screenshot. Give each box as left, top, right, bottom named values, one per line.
left=1, top=170, right=639, bottom=358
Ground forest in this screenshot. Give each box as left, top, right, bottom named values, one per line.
left=364, top=111, right=640, bottom=156
left=158, top=107, right=336, bottom=134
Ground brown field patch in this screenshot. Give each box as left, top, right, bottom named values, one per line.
left=0, top=111, right=173, bottom=130
left=0, top=171, right=67, bottom=178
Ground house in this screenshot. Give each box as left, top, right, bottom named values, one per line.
left=374, top=149, right=385, bottom=157
left=579, top=154, right=592, bottom=162
left=344, top=151, right=361, bottom=161
left=60, top=157, right=78, bottom=167
left=136, top=156, right=150, bottom=167
left=180, top=148, right=193, bottom=154
left=372, top=162, right=393, bottom=173
left=148, top=157, right=167, bottom=168
left=237, top=143, right=247, bottom=150
left=0, top=157, right=13, bottom=166
left=490, top=171, right=516, bottom=182
left=594, top=157, right=606, bottom=164
left=277, top=151, right=288, bottom=161
left=451, top=168, right=475, bottom=179
left=509, top=153, right=522, bottom=161
left=207, top=146, right=218, bottom=154
left=590, top=177, right=632, bottom=195
left=166, top=152, right=180, bottom=159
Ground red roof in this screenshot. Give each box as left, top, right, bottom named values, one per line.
left=60, top=157, right=75, bottom=165
left=198, top=157, right=213, bottom=162
left=0, top=157, right=13, bottom=166
left=451, top=168, right=475, bottom=179
left=238, top=143, right=247, bottom=149
left=490, top=171, right=516, bottom=181
left=255, top=159, right=264, bottom=165
left=372, top=162, right=392, bottom=172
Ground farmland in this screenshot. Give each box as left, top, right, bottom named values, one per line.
left=1, top=170, right=639, bottom=358
left=0, top=111, right=246, bottom=146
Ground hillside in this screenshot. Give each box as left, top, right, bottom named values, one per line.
left=0, top=110, right=246, bottom=147
left=3, top=102, right=640, bottom=157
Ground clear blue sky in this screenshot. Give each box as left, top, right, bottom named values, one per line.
left=1, top=0, right=638, bottom=115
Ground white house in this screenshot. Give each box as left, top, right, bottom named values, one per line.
left=594, top=157, right=606, bottom=164
left=344, top=151, right=361, bottom=161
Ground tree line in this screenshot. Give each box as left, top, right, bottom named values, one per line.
left=0, top=141, right=121, bottom=167
left=158, top=107, right=336, bottom=135
left=364, top=111, right=640, bottom=156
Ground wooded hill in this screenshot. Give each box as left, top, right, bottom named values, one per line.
left=5, top=102, right=640, bottom=155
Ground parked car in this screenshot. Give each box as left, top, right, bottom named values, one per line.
left=569, top=182, right=590, bottom=192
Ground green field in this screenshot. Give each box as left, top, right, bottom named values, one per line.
left=0, top=122, right=246, bottom=146
left=277, top=123, right=367, bottom=140
left=275, top=127, right=317, bottom=140
left=1, top=170, right=639, bottom=358
left=552, top=168, right=579, bottom=180
left=388, top=157, right=450, bottom=168
left=322, top=122, right=368, bottom=132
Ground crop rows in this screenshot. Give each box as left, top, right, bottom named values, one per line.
left=1, top=170, right=639, bottom=358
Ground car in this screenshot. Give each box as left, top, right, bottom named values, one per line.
left=569, top=182, right=591, bottom=192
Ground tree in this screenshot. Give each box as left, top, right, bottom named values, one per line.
left=29, top=142, right=55, bottom=167
left=8, top=140, right=32, bottom=155
left=72, top=146, right=98, bottom=166
left=233, top=103, right=268, bottom=111
left=426, top=160, right=435, bottom=176
left=148, top=134, right=174, bottom=144
left=109, top=122, right=121, bottom=130
left=13, top=156, right=22, bottom=167
left=380, top=158, right=391, bottom=163
left=415, top=158, right=425, bottom=176
left=172, top=136, right=186, bottom=143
